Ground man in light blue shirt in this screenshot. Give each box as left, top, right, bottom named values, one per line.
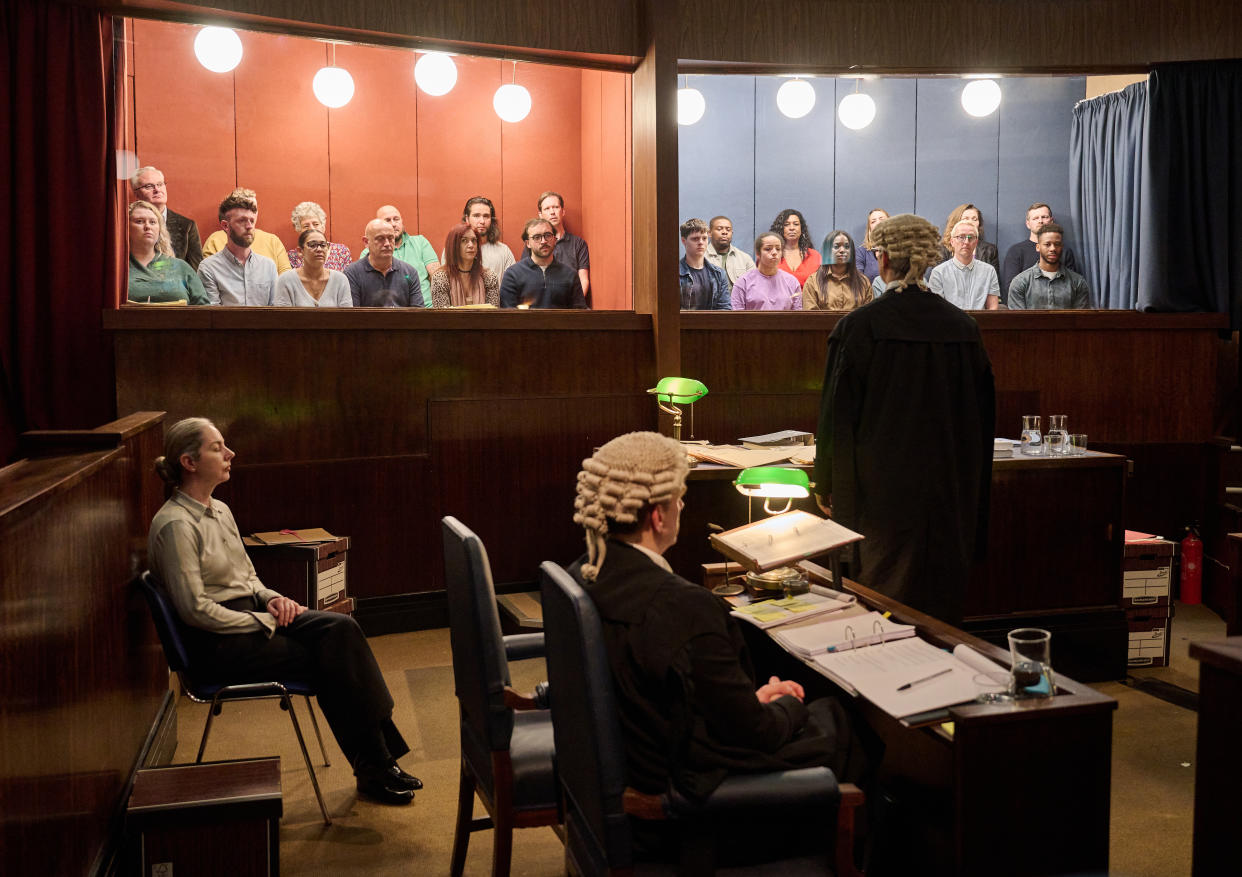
left=1008, top=223, right=1091, bottom=309
left=197, top=193, right=277, bottom=305
left=927, top=220, right=999, bottom=310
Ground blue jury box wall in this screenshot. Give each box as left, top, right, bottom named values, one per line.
left=678, top=76, right=1086, bottom=264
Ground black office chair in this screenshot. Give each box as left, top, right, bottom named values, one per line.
left=539, top=560, right=864, bottom=877
left=136, top=571, right=332, bottom=825
left=442, top=517, right=559, bottom=877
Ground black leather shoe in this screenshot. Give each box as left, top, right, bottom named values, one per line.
left=388, top=762, right=424, bottom=791
left=356, top=770, right=415, bottom=805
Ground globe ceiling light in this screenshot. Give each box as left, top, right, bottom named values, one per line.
left=414, top=52, right=457, bottom=96
left=312, top=66, right=355, bottom=108
left=837, top=91, right=876, bottom=130
left=193, top=26, right=243, bottom=73
left=493, top=82, right=532, bottom=122
left=677, top=87, right=706, bottom=125
left=776, top=78, right=816, bottom=119
left=961, top=79, right=1003, bottom=117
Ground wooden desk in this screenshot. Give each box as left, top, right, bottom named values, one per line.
left=762, top=562, right=1117, bottom=877
left=1189, top=637, right=1242, bottom=877
left=678, top=451, right=1129, bottom=680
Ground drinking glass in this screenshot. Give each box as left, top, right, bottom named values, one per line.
left=1069, top=434, right=1088, bottom=455
left=1020, top=415, right=1043, bottom=456
left=1046, top=415, right=1068, bottom=455
left=1008, top=628, right=1055, bottom=699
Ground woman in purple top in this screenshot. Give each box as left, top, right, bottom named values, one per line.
left=730, top=233, right=803, bottom=310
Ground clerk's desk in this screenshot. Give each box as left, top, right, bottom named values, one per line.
left=673, top=449, right=1128, bottom=680
left=495, top=561, right=1117, bottom=877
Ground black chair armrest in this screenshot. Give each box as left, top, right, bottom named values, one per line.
left=667, top=766, right=839, bottom=816
left=503, top=632, right=545, bottom=661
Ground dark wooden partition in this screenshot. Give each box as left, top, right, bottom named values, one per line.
left=0, top=413, right=169, bottom=877
left=105, top=309, right=656, bottom=628
left=107, top=310, right=1225, bottom=629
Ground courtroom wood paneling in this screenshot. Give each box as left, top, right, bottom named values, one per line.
left=677, top=0, right=1242, bottom=71
left=105, top=0, right=641, bottom=63
left=215, top=455, right=433, bottom=600
left=1190, top=638, right=1242, bottom=876
left=429, top=394, right=655, bottom=586
left=0, top=418, right=168, bottom=877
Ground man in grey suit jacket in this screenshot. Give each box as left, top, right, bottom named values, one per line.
left=130, top=166, right=202, bottom=269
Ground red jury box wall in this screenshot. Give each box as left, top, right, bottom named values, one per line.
left=130, top=20, right=632, bottom=309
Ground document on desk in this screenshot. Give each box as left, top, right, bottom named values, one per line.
left=770, top=610, right=915, bottom=657
left=730, top=591, right=854, bottom=629
left=710, top=510, right=864, bottom=572
left=812, top=639, right=1002, bottom=719
left=685, top=445, right=804, bottom=467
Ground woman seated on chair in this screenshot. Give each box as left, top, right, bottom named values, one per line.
left=570, top=432, right=875, bottom=864
left=147, top=417, right=420, bottom=805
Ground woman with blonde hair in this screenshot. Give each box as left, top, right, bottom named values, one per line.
left=854, top=207, right=889, bottom=281
left=127, top=200, right=208, bottom=304
left=938, top=203, right=999, bottom=273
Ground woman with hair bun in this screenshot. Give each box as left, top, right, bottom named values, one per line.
left=147, top=417, right=419, bottom=805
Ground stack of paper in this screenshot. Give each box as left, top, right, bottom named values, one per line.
left=730, top=591, right=853, bottom=629
left=738, top=430, right=813, bottom=448
left=813, top=639, right=1008, bottom=718
left=993, top=438, right=1016, bottom=458
left=686, top=445, right=804, bottom=467
left=770, top=610, right=916, bottom=657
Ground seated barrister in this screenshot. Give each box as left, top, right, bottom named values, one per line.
left=146, top=417, right=419, bottom=804
left=567, top=432, right=870, bottom=863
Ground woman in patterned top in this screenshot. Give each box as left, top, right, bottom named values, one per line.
left=430, top=223, right=500, bottom=307
left=287, top=201, right=352, bottom=271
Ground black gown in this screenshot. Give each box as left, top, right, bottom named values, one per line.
left=814, top=285, right=995, bottom=623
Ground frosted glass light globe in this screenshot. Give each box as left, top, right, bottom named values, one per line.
left=962, top=79, right=1002, bottom=117
left=312, top=66, right=355, bottom=108
left=414, top=52, right=457, bottom=96
left=776, top=79, right=816, bottom=119
left=677, top=87, right=706, bottom=125
left=194, top=27, right=243, bottom=73
left=838, top=92, right=876, bottom=130
left=493, top=83, right=532, bottom=122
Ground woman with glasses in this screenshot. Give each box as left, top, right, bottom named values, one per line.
left=272, top=228, right=353, bottom=307
left=803, top=229, right=872, bottom=310
left=287, top=201, right=352, bottom=271
left=769, top=208, right=820, bottom=287
left=430, top=223, right=499, bottom=307
left=855, top=207, right=889, bottom=281
left=937, top=203, right=999, bottom=273
left=127, top=200, right=208, bottom=305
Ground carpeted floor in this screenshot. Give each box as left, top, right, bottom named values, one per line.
left=167, top=602, right=1225, bottom=876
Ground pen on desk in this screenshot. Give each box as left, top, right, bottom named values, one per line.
left=896, top=667, right=952, bottom=692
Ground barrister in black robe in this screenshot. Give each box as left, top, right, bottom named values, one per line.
left=815, top=214, right=995, bottom=624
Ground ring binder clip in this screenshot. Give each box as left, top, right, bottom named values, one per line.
left=844, top=624, right=857, bottom=651
left=873, top=619, right=885, bottom=646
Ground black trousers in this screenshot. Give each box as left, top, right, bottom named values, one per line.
left=184, top=600, right=409, bottom=772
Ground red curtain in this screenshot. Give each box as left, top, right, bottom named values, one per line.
left=0, top=1, right=121, bottom=461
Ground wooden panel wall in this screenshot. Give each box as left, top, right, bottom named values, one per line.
left=107, top=310, right=656, bottom=603
left=677, top=0, right=1242, bottom=71
left=0, top=414, right=168, bottom=877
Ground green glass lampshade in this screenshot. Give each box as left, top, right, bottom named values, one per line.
left=648, top=376, right=708, bottom=405
left=734, top=466, right=811, bottom=499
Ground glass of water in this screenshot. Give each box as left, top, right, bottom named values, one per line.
left=1046, top=415, right=1068, bottom=455
left=1008, top=628, right=1055, bottom=699
left=1020, top=415, right=1042, bottom=455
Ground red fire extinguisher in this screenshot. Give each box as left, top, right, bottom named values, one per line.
left=1180, top=524, right=1203, bottom=605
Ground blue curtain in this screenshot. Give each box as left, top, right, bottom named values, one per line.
left=1137, top=60, right=1242, bottom=326
left=1070, top=81, right=1148, bottom=309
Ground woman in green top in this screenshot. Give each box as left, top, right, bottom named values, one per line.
left=128, top=200, right=208, bottom=305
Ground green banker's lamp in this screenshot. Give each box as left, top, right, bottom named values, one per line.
left=647, top=377, right=708, bottom=441
left=731, top=466, right=813, bottom=597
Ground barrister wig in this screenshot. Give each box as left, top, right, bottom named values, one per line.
left=869, top=213, right=942, bottom=291
left=573, top=431, right=689, bottom=580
